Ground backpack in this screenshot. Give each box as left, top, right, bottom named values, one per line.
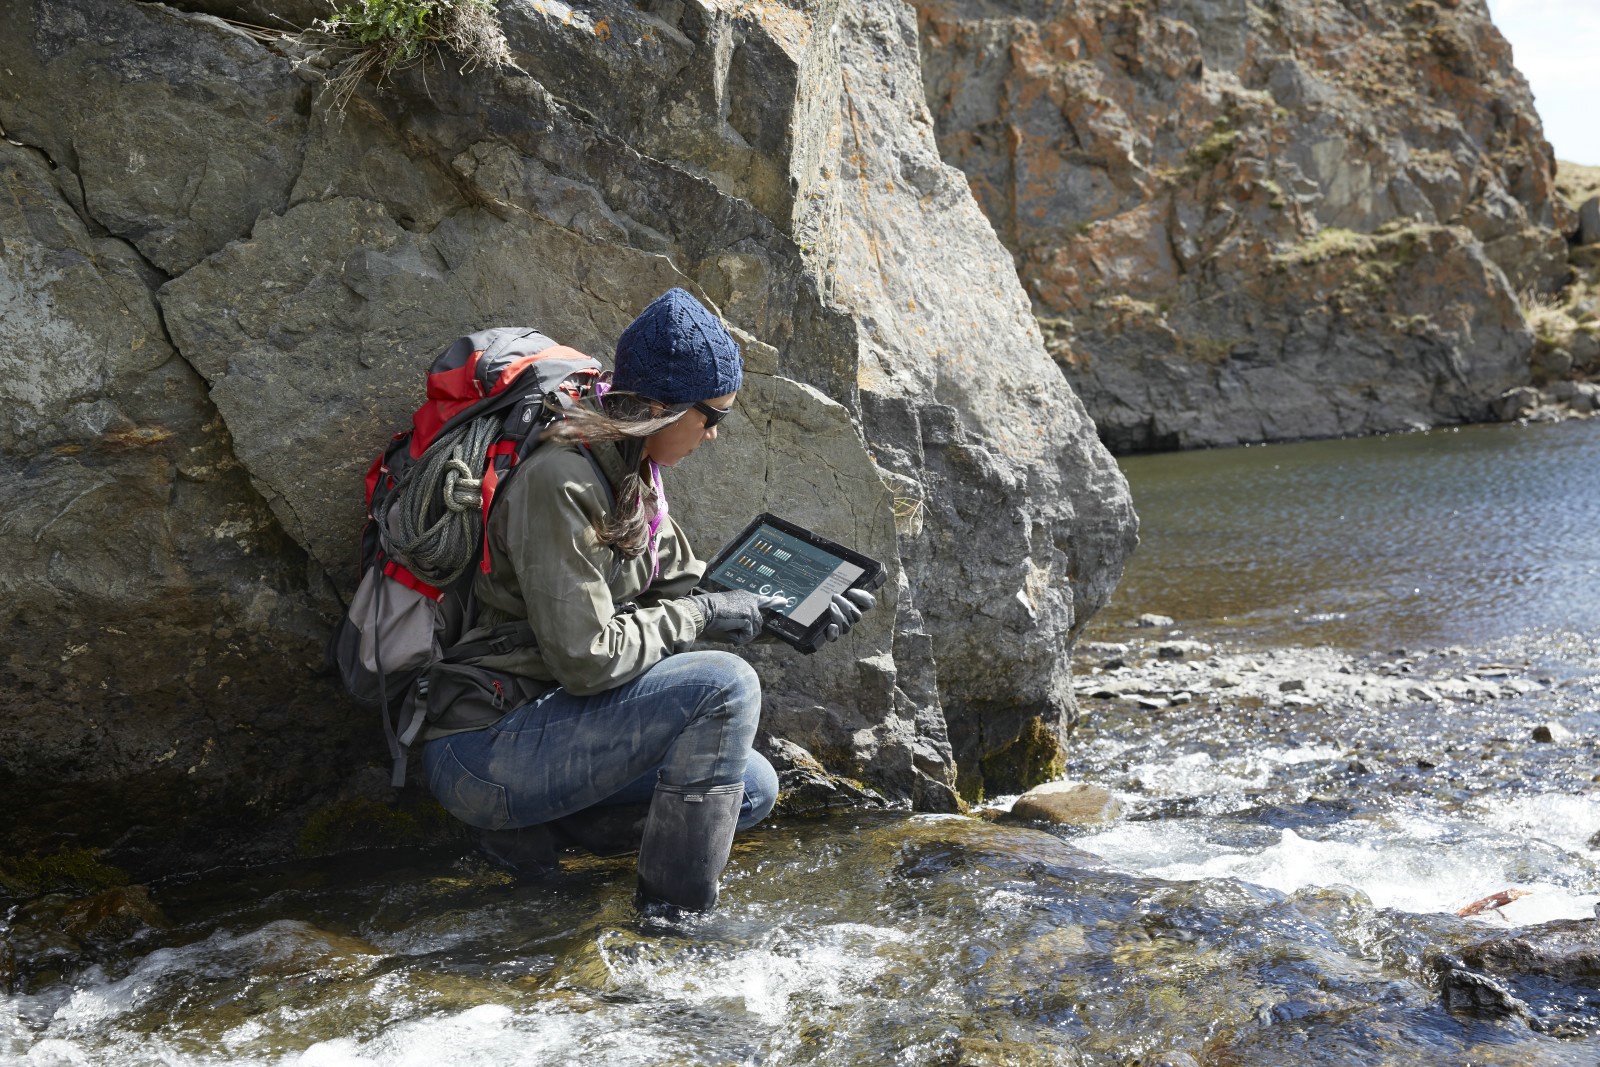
left=330, top=328, right=604, bottom=785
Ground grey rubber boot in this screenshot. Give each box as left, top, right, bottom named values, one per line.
left=635, top=780, right=744, bottom=913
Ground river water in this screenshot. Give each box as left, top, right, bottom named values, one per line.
left=4, top=421, right=1599, bottom=1065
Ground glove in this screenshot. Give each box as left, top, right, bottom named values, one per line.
left=821, top=587, right=875, bottom=643
left=689, top=590, right=787, bottom=646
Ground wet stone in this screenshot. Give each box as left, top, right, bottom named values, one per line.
left=1131, top=613, right=1176, bottom=628
left=1435, top=957, right=1532, bottom=1020
left=1533, top=722, right=1573, bottom=743
left=950, top=1036, right=1060, bottom=1066
left=61, top=885, right=168, bottom=945
left=1279, top=679, right=1307, bottom=692
left=1003, top=781, right=1123, bottom=828
left=1149, top=1053, right=1201, bottom=1067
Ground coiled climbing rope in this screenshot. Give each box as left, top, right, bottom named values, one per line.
left=381, top=415, right=501, bottom=587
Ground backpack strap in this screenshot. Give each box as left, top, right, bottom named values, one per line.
left=371, top=577, right=410, bottom=787
left=443, top=620, right=539, bottom=662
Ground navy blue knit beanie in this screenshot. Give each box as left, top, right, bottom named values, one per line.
left=613, top=288, right=742, bottom=405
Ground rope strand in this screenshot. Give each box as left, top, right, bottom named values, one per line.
left=381, top=415, right=501, bottom=586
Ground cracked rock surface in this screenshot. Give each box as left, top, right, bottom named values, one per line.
left=0, top=0, right=1135, bottom=868
left=912, top=0, right=1567, bottom=451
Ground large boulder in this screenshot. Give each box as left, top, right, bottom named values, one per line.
left=0, top=137, right=348, bottom=871
left=912, top=0, right=1566, bottom=450
left=0, top=0, right=1136, bottom=869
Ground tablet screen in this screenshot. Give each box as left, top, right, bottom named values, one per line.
left=706, top=522, right=865, bottom=626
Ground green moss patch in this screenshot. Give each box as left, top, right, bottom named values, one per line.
left=0, top=849, right=128, bottom=900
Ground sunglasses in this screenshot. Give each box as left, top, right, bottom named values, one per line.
left=692, top=399, right=735, bottom=429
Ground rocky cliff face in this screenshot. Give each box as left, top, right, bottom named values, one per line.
left=0, top=0, right=1135, bottom=870
left=912, top=0, right=1569, bottom=451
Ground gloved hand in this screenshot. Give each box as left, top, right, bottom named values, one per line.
left=689, top=590, right=788, bottom=646
left=821, top=587, right=875, bottom=643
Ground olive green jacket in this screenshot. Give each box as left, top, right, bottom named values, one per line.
left=441, top=439, right=707, bottom=711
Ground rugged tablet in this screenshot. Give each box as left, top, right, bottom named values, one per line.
left=702, top=513, right=887, bottom=654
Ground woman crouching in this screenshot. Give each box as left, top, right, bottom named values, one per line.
left=417, top=288, right=870, bottom=913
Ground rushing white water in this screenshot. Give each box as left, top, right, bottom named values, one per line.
left=1075, top=804, right=1600, bottom=925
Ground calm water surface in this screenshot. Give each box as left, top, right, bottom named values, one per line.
left=5, top=421, right=1600, bottom=1065
left=1095, top=419, right=1600, bottom=649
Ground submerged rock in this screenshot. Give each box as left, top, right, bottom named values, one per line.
left=1444, top=917, right=1600, bottom=1035
left=1436, top=956, right=1532, bottom=1020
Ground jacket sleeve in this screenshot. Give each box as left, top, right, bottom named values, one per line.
left=503, top=450, right=705, bottom=696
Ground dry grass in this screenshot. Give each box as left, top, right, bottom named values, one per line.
left=1521, top=289, right=1576, bottom=346
left=308, top=0, right=516, bottom=111
left=1555, top=159, right=1600, bottom=213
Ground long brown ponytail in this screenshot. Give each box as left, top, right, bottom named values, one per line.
left=539, top=392, right=684, bottom=558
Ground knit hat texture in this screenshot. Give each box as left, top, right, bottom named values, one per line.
left=613, top=288, right=742, bottom=405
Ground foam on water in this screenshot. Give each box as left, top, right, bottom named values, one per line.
left=1120, top=744, right=1349, bottom=812
left=597, top=922, right=906, bottom=1024
left=1471, top=790, right=1600, bottom=857
left=294, top=1002, right=685, bottom=1067
left=1077, top=804, right=1600, bottom=925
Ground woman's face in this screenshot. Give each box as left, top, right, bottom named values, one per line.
left=643, top=391, right=737, bottom=467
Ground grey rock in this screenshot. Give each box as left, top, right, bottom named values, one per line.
left=0, top=0, right=1137, bottom=863
left=1133, top=613, right=1177, bottom=629
left=1494, top=387, right=1541, bottom=421
left=820, top=2, right=1136, bottom=798
left=1534, top=347, right=1574, bottom=378
left=1453, top=918, right=1600, bottom=1034
left=1532, top=722, right=1573, bottom=743
left=1580, top=197, right=1600, bottom=247
left=0, top=139, right=345, bottom=868
left=1570, top=383, right=1600, bottom=415
left=1436, top=959, right=1532, bottom=1020
left=1460, top=918, right=1600, bottom=983
left=1279, top=679, right=1308, bottom=692
left=0, top=0, right=310, bottom=275
left=1569, top=328, right=1600, bottom=371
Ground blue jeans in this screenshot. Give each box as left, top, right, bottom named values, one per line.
left=421, top=650, right=776, bottom=833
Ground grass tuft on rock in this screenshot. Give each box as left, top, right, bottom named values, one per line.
left=314, top=0, right=515, bottom=108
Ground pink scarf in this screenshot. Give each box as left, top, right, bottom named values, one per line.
left=646, top=459, right=667, bottom=584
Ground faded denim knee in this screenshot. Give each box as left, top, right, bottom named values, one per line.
left=661, top=650, right=763, bottom=788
